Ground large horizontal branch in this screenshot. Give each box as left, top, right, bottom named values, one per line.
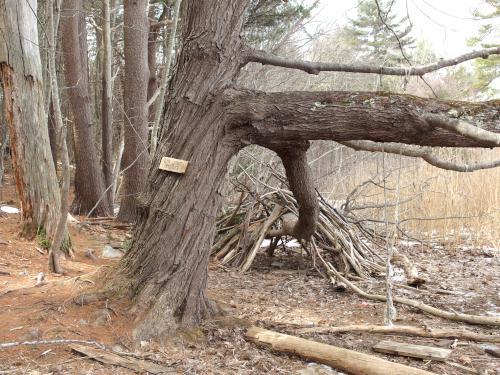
left=341, top=140, right=500, bottom=172
left=225, top=90, right=500, bottom=148
left=244, top=46, right=500, bottom=76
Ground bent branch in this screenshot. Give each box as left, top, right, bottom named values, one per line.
left=226, top=90, right=500, bottom=148
left=244, top=46, right=500, bottom=76
left=342, top=140, right=500, bottom=172
left=266, top=143, right=318, bottom=241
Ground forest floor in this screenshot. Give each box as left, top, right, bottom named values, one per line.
left=0, top=172, right=499, bottom=375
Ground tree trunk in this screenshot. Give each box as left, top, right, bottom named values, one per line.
left=106, top=0, right=500, bottom=340
left=60, top=0, right=111, bottom=216
left=117, top=0, right=150, bottom=222
left=0, top=95, right=8, bottom=185
left=0, top=0, right=62, bottom=237
left=101, top=0, right=114, bottom=207
left=147, top=5, right=159, bottom=123
left=110, top=0, right=248, bottom=339
left=48, top=98, right=58, bottom=167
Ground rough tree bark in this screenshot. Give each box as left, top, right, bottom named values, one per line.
left=60, top=0, right=111, bottom=216
left=105, top=0, right=500, bottom=339
left=101, top=0, right=114, bottom=206
left=117, top=0, right=150, bottom=222
left=0, top=0, right=62, bottom=237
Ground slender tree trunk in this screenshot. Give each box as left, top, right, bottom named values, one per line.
left=46, top=0, right=71, bottom=272
left=101, top=0, right=114, bottom=207
left=147, top=6, right=159, bottom=123
left=47, top=98, right=58, bottom=166
left=117, top=0, right=150, bottom=222
left=0, top=96, right=7, bottom=185
left=150, top=0, right=181, bottom=156
left=0, top=0, right=62, bottom=237
left=60, top=0, right=111, bottom=216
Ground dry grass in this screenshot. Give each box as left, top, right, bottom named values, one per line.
left=316, top=146, right=500, bottom=247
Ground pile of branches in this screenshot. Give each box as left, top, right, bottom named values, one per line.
left=212, top=183, right=387, bottom=278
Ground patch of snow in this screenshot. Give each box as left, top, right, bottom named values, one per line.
left=400, top=240, right=420, bottom=247
left=67, top=213, right=79, bottom=223
left=101, top=245, right=124, bottom=259
left=0, top=205, right=20, bottom=214
left=260, top=238, right=301, bottom=248
left=392, top=266, right=406, bottom=283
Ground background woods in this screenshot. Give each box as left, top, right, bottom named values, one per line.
left=0, top=0, right=499, bottom=374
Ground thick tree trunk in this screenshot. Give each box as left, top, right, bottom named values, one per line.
left=110, top=0, right=248, bottom=339
left=117, top=0, right=150, bottom=222
left=60, top=0, right=111, bottom=216
left=0, top=0, right=62, bottom=237
left=105, top=0, right=500, bottom=340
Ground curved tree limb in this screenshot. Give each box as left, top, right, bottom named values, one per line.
left=265, top=142, right=319, bottom=241
left=341, top=140, right=500, bottom=172
left=425, top=114, right=500, bottom=147
left=244, top=46, right=500, bottom=76
left=226, top=90, right=500, bottom=148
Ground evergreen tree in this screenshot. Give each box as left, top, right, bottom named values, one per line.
left=346, top=0, right=415, bottom=65
left=468, top=0, right=499, bottom=97
left=245, top=0, right=316, bottom=47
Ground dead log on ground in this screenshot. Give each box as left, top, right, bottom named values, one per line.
left=246, top=326, right=437, bottom=375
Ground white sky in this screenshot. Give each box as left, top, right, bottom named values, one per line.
left=309, top=0, right=497, bottom=56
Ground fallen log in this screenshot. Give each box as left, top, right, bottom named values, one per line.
left=246, top=326, right=437, bottom=375
left=295, top=324, right=500, bottom=343
left=372, top=340, right=452, bottom=361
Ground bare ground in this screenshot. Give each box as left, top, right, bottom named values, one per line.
left=0, top=174, right=499, bottom=375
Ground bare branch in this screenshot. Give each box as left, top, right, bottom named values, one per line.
left=244, top=46, right=500, bottom=76
left=425, top=114, right=500, bottom=147
left=341, top=140, right=500, bottom=172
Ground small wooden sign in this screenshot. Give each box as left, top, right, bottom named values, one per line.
left=159, top=157, right=189, bottom=174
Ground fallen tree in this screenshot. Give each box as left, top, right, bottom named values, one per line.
left=246, top=326, right=437, bottom=375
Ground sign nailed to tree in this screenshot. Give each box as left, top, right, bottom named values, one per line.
left=159, top=157, right=189, bottom=174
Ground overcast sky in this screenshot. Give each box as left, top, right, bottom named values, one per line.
left=309, top=0, right=497, bottom=56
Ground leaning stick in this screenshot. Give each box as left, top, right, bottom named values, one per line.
left=0, top=339, right=105, bottom=350
left=239, top=205, right=283, bottom=272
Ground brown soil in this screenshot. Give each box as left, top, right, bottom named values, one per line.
left=0, top=173, right=499, bottom=375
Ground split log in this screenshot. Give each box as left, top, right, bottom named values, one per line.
left=295, top=324, right=500, bottom=343
left=372, top=340, right=452, bottom=361
left=246, top=326, right=437, bottom=375
left=69, top=344, right=173, bottom=374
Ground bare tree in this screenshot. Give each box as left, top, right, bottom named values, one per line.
left=93, top=1, right=499, bottom=339
left=117, top=0, right=150, bottom=222
left=0, top=0, right=62, bottom=238
left=60, top=0, right=111, bottom=216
